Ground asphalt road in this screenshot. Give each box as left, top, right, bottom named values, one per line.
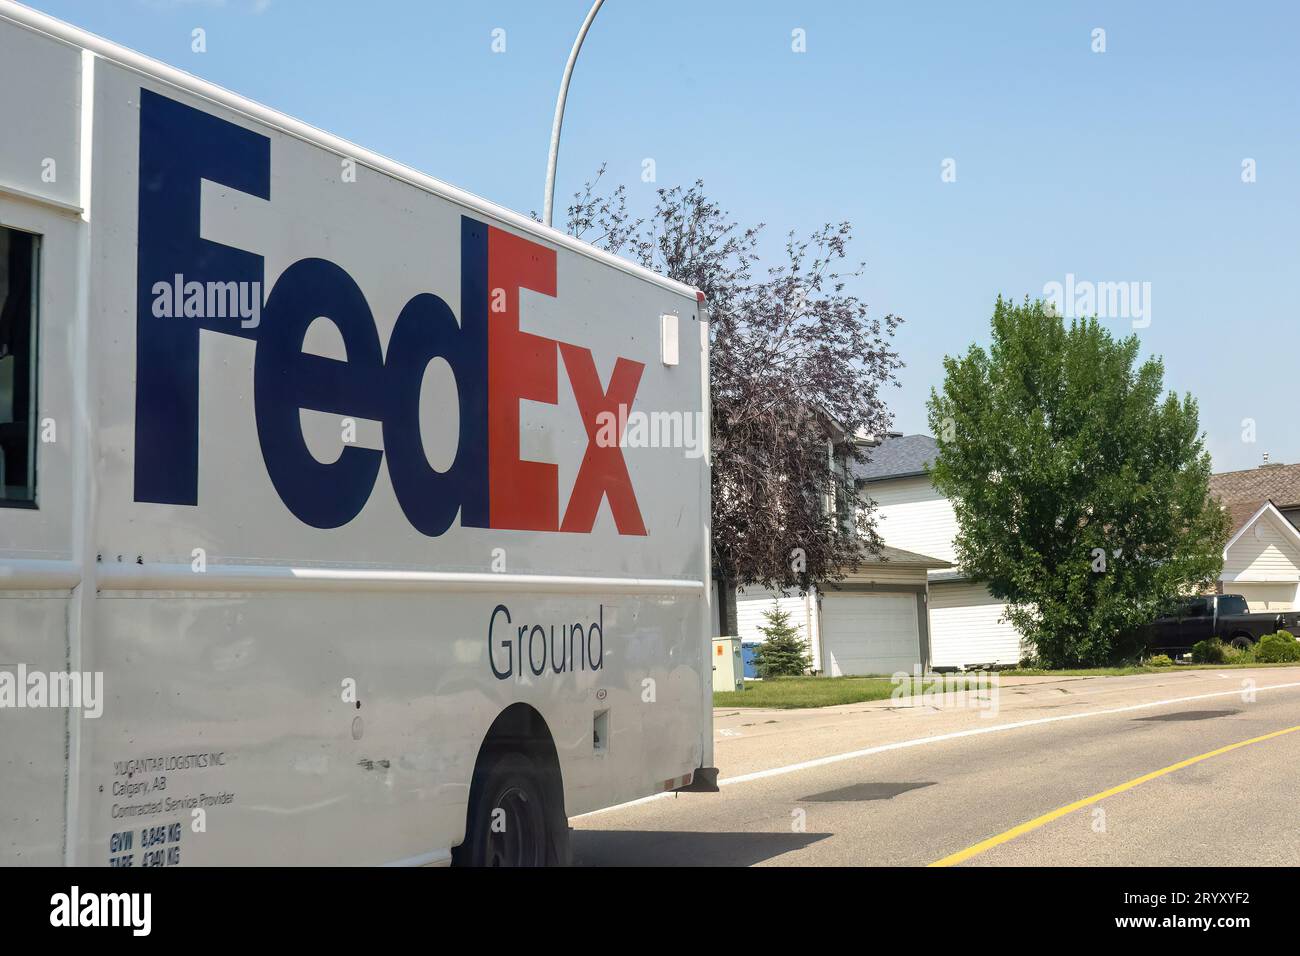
left=571, top=667, right=1300, bottom=866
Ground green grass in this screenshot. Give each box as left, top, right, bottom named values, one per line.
left=713, top=674, right=991, bottom=709
left=714, top=661, right=1300, bottom=709
left=1001, top=661, right=1300, bottom=677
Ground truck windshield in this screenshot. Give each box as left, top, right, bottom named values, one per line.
left=1219, top=596, right=1249, bottom=616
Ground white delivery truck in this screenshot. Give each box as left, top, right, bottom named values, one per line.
left=0, top=1, right=715, bottom=866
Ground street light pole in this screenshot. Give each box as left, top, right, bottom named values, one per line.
left=542, top=0, right=606, bottom=227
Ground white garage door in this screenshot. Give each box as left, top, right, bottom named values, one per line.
left=928, top=582, right=1022, bottom=668
left=1231, top=583, right=1297, bottom=612
left=820, top=591, right=920, bottom=677
left=735, top=587, right=812, bottom=645
left=733, top=585, right=820, bottom=673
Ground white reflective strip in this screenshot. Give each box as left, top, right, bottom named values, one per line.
left=95, top=562, right=705, bottom=595
left=0, top=558, right=81, bottom=590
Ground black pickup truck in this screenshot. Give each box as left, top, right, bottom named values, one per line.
left=1144, top=594, right=1298, bottom=655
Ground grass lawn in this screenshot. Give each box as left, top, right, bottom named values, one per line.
left=713, top=674, right=991, bottom=710
left=1001, top=661, right=1300, bottom=677
left=714, top=662, right=1300, bottom=709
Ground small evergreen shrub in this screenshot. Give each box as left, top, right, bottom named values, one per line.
left=1147, top=654, right=1175, bottom=667
left=750, top=603, right=812, bottom=677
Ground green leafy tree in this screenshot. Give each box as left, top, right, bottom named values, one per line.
left=926, top=297, right=1228, bottom=667
left=750, top=604, right=812, bottom=677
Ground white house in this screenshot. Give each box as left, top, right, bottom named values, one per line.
left=734, top=544, right=950, bottom=677
left=1211, top=460, right=1300, bottom=610
left=854, top=433, right=1024, bottom=669
left=733, top=431, right=1020, bottom=673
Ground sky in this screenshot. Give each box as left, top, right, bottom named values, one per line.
left=25, top=0, right=1299, bottom=473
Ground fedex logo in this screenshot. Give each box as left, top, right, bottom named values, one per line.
left=134, top=90, right=645, bottom=537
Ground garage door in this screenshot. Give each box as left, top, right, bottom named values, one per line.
left=735, top=586, right=811, bottom=646
left=820, top=591, right=920, bottom=677
left=1231, top=583, right=1297, bottom=612
left=929, top=582, right=1022, bottom=668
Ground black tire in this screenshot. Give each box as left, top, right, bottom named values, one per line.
left=1230, top=634, right=1254, bottom=650
left=453, top=750, right=569, bottom=867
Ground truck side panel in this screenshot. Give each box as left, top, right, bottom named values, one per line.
left=1, top=12, right=710, bottom=866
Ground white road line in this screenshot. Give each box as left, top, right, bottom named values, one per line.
left=572, top=678, right=1300, bottom=819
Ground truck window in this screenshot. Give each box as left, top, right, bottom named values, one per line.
left=1182, top=598, right=1208, bottom=617
left=0, top=225, right=39, bottom=506
left=1218, top=595, right=1248, bottom=616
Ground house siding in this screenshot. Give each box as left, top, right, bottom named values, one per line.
left=928, top=582, right=1024, bottom=667
left=860, top=472, right=1024, bottom=668
left=1221, top=508, right=1300, bottom=612
left=862, top=476, right=960, bottom=565
left=1223, top=514, right=1300, bottom=583
left=1232, top=583, right=1298, bottom=612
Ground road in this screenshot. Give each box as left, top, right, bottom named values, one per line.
left=572, top=668, right=1300, bottom=866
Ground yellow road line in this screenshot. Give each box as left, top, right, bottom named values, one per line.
left=929, top=722, right=1300, bottom=867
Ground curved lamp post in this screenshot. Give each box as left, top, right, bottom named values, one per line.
left=542, top=0, right=606, bottom=227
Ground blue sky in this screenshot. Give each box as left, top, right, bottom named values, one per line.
left=30, top=0, right=1298, bottom=472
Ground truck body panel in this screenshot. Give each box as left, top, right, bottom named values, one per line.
left=0, top=3, right=711, bottom=866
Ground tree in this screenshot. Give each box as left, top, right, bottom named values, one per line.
left=554, top=167, right=903, bottom=624
left=749, top=603, right=812, bottom=677
left=926, top=296, right=1228, bottom=667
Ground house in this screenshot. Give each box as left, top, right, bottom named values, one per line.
left=724, top=412, right=951, bottom=677
left=733, top=430, right=1020, bottom=674
left=1210, top=459, right=1300, bottom=611
left=853, top=433, right=1024, bottom=669
left=734, top=421, right=1052, bottom=674
left=734, top=544, right=950, bottom=677
left=734, top=440, right=1300, bottom=675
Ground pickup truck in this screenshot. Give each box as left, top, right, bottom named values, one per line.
left=1144, top=594, right=1298, bottom=654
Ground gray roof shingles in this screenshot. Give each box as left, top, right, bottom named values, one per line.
left=1210, top=462, right=1300, bottom=509
left=853, top=433, right=939, bottom=483
left=1208, top=461, right=1300, bottom=535
left=871, top=544, right=951, bottom=569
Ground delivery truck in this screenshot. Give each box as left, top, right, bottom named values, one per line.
left=0, top=0, right=714, bottom=866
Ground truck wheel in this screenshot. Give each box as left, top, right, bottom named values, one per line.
left=1230, top=634, right=1254, bottom=650
left=453, top=750, right=569, bottom=867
